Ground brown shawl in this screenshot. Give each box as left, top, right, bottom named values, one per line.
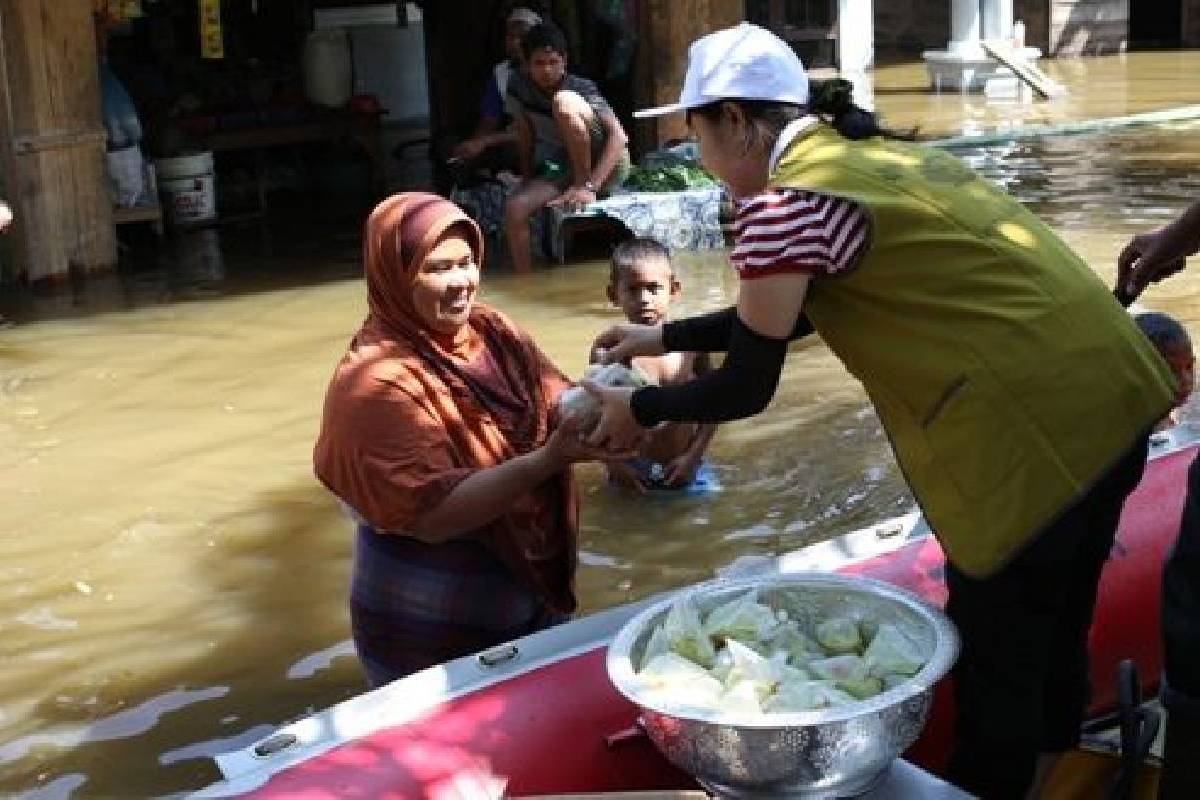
left=313, top=193, right=577, bottom=612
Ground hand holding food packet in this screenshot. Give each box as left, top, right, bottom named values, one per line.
left=556, top=362, right=653, bottom=434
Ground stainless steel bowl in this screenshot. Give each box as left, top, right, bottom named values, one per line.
left=606, top=573, right=959, bottom=799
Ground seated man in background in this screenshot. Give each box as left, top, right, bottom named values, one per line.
left=504, top=22, right=630, bottom=273
left=448, top=7, right=542, bottom=179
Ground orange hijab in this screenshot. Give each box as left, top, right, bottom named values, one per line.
left=314, top=193, right=578, bottom=612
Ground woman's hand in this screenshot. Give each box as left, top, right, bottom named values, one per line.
left=590, top=323, right=666, bottom=365
left=541, top=415, right=634, bottom=467
left=582, top=382, right=646, bottom=452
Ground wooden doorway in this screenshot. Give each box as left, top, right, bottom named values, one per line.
left=1130, top=0, right=1184, bottom=48
left=746, top=0, right=838, bottom=68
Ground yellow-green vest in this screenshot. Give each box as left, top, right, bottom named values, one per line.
left=774, top=123, right=1175, bottom=577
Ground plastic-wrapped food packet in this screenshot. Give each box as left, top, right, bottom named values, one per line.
left=556, top=363, right=653, bottom=432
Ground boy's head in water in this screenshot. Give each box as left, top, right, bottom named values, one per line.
left=1136, top=311, right=1195, bottom=408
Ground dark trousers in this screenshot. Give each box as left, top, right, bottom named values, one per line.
left=1160, top=454, right=1200, bottom=798
left=945, top=436, right=1149, bottom=799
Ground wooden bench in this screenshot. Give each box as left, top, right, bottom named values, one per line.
left=113, top=203, right=164, bottom=238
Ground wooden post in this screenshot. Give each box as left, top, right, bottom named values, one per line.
left=633, top=0, right=745, bottom=150
left=0, top=0, right=115, bottom=283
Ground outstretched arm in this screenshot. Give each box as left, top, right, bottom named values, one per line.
left=1117, top=199, right=1200, bottom=303
left=584, top=274, right=811, bottom=451
left=630, top=273, right=811, bottom=426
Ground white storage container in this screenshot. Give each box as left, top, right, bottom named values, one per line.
left=303, top=29, right=353, bottom=108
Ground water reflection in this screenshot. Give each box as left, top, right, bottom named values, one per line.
left=2, top=120, right=1200, bottom=797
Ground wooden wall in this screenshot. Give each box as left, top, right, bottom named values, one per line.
left=0, top=0, right=116, bottom=282
left=632, top=0, right=746, bottom=149
left=873, top=0, right=948, bottom=57
left=1014, top=0, right=1050, bottom=53
left=1187, top=0, right=1200, bottom=46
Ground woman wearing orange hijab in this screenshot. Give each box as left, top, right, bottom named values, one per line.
left=314, top=193, right=613, bottom=685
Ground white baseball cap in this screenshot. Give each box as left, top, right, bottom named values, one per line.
left=634, top=23, right=809, bottom=118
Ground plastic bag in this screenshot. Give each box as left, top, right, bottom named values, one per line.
left=640, top=621, right=673, bottom=670
left=106, top=145, right=146, bottom=207
left=718, top=678, right=763, bottom=714
left=655, top=596, right=717, bottom=668
left=100, top=63, right=142, bottom=150
left=556, top=363, right=653, bottom=432
left=814, top=616, right=863, bottom=655
left=637, top=652, right=723, bottom=710
left=702, top=590, right=779, bottom=643
left=766, top=678, right=856, bottom=712
left=808, top=654, right=883, bottom=700
left=862, top=623, right=926, bottom=677
left=765, top=622, right=824, bottom=666
left=719, top=639, right=791, bottom=698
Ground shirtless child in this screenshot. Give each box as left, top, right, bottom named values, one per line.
left=603, top=238, right=718, bottom=491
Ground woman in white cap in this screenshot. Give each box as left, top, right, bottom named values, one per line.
left=584, top=22, right=1175, bottom=799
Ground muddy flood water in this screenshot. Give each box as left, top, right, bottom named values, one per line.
left=4, top=115, right=1200, bottom=797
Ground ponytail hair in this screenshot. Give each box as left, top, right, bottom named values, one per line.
left=686, top=79, right=914, bottom=148
left=807, top=78, right=915, bottom=141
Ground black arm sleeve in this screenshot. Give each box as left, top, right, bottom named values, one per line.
left=663, top=307, right=814, bottom=353
left=631, top=314, right=793, bottom=426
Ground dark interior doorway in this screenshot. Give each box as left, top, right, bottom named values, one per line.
left=1129, top=0, right=1183, bottom=49
left=746, top=0, right=838, bottom=68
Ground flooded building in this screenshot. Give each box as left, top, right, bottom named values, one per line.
left=1, top=0, right=1198, bottom=283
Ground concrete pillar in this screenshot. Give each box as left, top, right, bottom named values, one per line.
left=837, top=0, right=874, bottom=73
left=981, top=0, right=1014, bottom=42
left=838, top=0, right=875, bottom=110
left=924, top=0, right=1042, bottom=93
left=948, top=0, right=984, bottom=55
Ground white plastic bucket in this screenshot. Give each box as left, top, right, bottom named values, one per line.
left=303, top=29, right=352, bottom=108
left=157, top=152, right=214, bottom=182
left=157, top=152, right=217, bottom=228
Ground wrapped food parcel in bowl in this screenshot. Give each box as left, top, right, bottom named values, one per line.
left=606, top=573, right=959, bottom=798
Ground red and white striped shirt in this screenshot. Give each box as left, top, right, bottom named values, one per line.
left=730, top=188, right=870, bottom=280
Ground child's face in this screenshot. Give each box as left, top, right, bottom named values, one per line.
left=1163, top=341, right=1195, bottom=408
left=609, top=258, right=680, bottom=326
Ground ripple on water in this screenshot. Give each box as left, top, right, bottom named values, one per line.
left=284, top=640, right=357, bottom=680
left=12, top=773, right=87, bottom=800
left=14, top=608, right=77, bottom=632
left=0, top=686, right=229, bottom=766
